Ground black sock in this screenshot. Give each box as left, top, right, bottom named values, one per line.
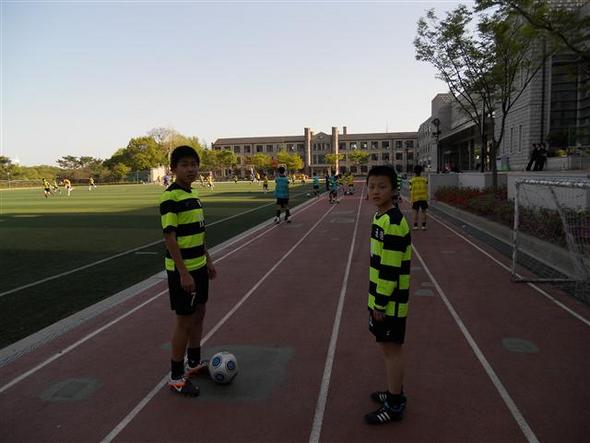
left=187, top=347, right=201, bottom=367
left=285, top=209, right=291, bottom=219
left=171, top=359, right=185, bottom=380
left=276, top=210, right=280, bottom=218
left=422, top=222, right=426, bottom=227
left=386, top=391, right=405, bottom=405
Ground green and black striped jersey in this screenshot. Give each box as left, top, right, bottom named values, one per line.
left=369, top=207, right=412, bottom=317
left=160, top=183, right=206, bottom=272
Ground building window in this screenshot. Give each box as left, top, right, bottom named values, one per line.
left=244, top=145, right=251, bottom=153
left=382, top=152, right=390, bottom=161
left=224, top=146, right=230, bottom=151
left=361, top=141, right=368, bottom=149
left=371, top=141, right=379, bottom=149
left=297, top=144, right=304, bottom=150
left=339, top=142, right=346, bottom=151
left=371, top=153, right=378, bottom=161
left=256, top=145, right=263, bottom=153
left=360, top=165, right=368, bottom=173
left=518, top=125, right=522, bottom=152
left=236, top=156, right=242, bottom=164
left=395, top=164, right=403, bottom=173
left=266, top=145, right=273, bottom=153
left=510, top=127, right=514, bottom=153
left=234, top=146, right=241, bottom=153
left=318, top=154, right=326, bottom=163
left=395, top=140, right=403, bottom=149
left=382, top=141, right=390, bottom=149
left=350, top=142, right=358, bottom=150
left=395, top=152, right=403, bottom=161
left=350, top=166, right=358, bottom=173
left=405, top=140, right=414, bottom=149
left=407, top=152, right=414, bottom=160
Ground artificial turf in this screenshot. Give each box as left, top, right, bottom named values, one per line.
left=0, top=181, right=314, bottom=347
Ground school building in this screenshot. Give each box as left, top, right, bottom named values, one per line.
left=212, top=127, right=418, bottom=177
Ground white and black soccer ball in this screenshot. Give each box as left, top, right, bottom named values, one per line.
left=208, top=351, right=239, bottom=384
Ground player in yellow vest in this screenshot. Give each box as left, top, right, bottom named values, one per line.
left=409, top=165, right=429, bottom=230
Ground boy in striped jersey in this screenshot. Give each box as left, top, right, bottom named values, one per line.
left=365, top=165, right=412, bottom=424
left=160, top=146, right=217, bottom=396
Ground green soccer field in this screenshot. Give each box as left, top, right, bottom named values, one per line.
left=0, top=181, right=315, bottom=348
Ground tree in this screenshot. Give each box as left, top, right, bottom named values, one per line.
left=200, top=149, right=220, bottom=172
left=476, top=0, right=590, bottom=64
left=111, top=163, right=131, bottom=181
left=250, top=153, right=272, bottom=171
left=325, top=153, right=344, bottom=174
left=277, top=150, right=304, bottom=171
left=104, top=136, right=165, bottom=171
left=348, top=150, right=369, bottom=169
left=217, top=150, right=237, bottom=175
left=415, top=4, right=549, bottom=188
left=57, top=155, right=81, bottom=169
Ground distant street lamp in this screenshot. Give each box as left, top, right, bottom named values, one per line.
left=431, top=118, right=441, bottom=173
left=7, top=171, right=10, bottom=189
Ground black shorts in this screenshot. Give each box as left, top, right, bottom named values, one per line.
left=276, top=198, right=289, bottom=206
left=44, top=187, right=51, bottom=192
left=313, top=185, right=319, bottom=190
left=412, top=200, right=428, bottom=211
left=369, top=311, right=407, bottom=344
left=167, top=266, right=209, bottom=315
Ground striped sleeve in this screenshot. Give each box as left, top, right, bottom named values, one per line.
left=160, top=192, right=178, bottom=233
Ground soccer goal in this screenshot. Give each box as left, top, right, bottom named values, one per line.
left=512, top=177, right=590, bottom=302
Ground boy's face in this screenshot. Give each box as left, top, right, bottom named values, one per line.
left=367, top=175, right=395, bottom=210
left=172, top=157, right=199, bottom=185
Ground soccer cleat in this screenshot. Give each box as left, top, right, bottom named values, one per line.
left=184, top=359, right=209, bottom=378
left=168, top=377, right=200, bottom=396
left=421, top=225, right=427, bottom=231
left=274, top=217, right=280, bottom=224
left=285, top=218, right=292, bottom=224
left=413, top=225, right=419, bottom=230
left=364, top=397, right=407, bottom=424
left=370, top=391, right=390, bottom=404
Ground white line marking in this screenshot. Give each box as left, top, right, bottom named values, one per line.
left=309, top=187, right=364, bottom=443
left=101, top=204, right=338, bottom=443
left=0, top=194, right=324, bottom=392
left=428, top=212, right=590, bottom=327
left=0, top=290, right=166, bottom=394
left=134, top=252, right=158, bottom=255
left=412, top=245, right=540, bottom=443
left=0, top=191, right=311, bottom=298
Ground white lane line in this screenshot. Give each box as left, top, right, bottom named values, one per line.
left=0, top=192, right=311, bottom=298
left=0, top=290, right=167, bottom=394
left=101, top=204, right=338, bottom=443
left=309, top=187, right=364, bottom=443
left=428, top=211, right=590, bottom=327
left=412, top=245, right=540, bottom=443
left=0, top=195, right=325, bottom=392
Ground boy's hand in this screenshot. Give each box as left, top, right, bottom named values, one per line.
left=180, top=271, right=196, bottom=294
left=207, top=261, right=217, bottom=280
left=372, top=310, right=385, bottom=322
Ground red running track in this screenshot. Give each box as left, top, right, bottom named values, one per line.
left=1, top=189, right=589, bottom=443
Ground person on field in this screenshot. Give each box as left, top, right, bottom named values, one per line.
left=42, top=178, right=53, bottom=198
left=274, top=166, right=291, bottom=223
left=365, top=165, right=412, bottom=425
left=409, top=165, right=429, bottom=231
left=160, top=145, right=217, bottom=396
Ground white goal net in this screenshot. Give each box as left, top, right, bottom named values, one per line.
left=512, top=178, right=590, bottom=302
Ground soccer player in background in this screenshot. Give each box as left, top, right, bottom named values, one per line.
left=52, top=178, right=61, bottom=194
left=312, top=173, right=320, bottom=197
left=88, top=176, right=97, bottom=191
left=207, top=171, right=215, bottom=189
left=42, top=178, right=53, bottom=198
left=262, top=174, right=269, bottom=193
left=409, top=165, right=429, bottom=230
left=160, top=145, right=217, bottom=396
left=63, top=178, right=73, bottom=196
left=365, top=165, right=412, bottom=424
left=274, top=166, right=291, bottom=223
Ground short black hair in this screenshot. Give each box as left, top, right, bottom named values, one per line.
left=170, top=145, right=200, bottom=168
left=367, top=165, right=397, bottom=190
left=278, top=166, right=286, bottom=174
left=414, top=164, right=423, bottom=175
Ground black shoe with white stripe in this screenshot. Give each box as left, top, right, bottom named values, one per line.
left=364, top=396, right=407, bottom=424
left=370, top=391, right=390, bottom=404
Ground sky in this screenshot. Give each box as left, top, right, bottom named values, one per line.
left=1, top=0, right=462, bottom=167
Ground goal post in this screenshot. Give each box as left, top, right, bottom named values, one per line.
left=512, top=178, right=590, bottom=300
